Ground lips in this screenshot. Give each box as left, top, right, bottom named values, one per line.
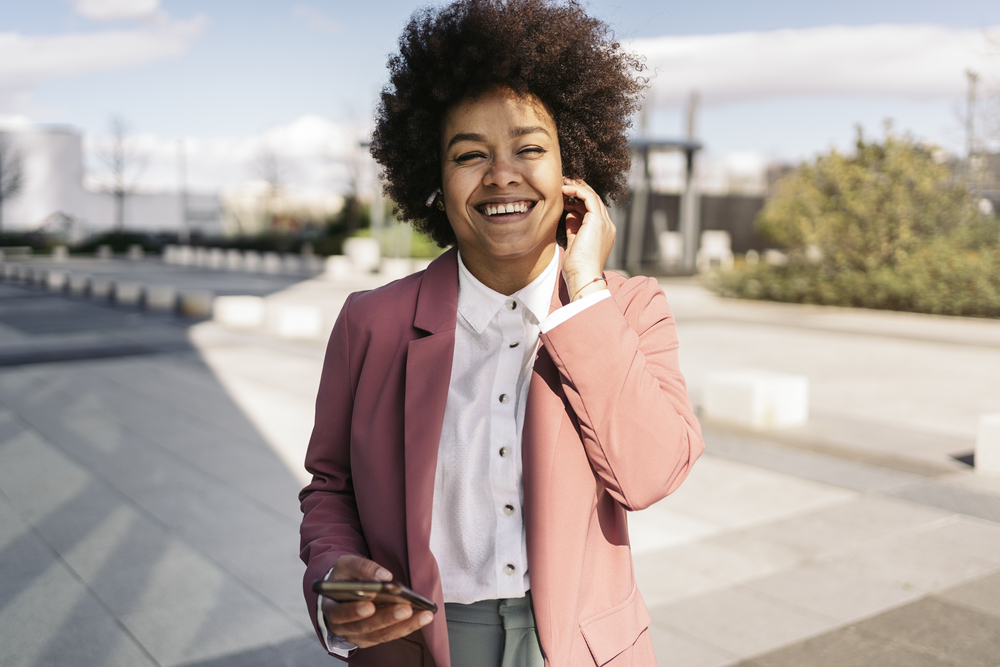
left=477, top=201, right=536, bottom=217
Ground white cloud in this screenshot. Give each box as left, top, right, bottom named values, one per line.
left=291, top=5, right=343, bottom=35
left=83, top=114, right=374, bottom=196
left=74, top=0, right=161, bottom=22
left=0, top=15, right=206, bottom=91
left=633, top=24, right=1000, bottom=106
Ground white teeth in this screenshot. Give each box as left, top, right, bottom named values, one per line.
left=483, top=202, right=530, bottom=216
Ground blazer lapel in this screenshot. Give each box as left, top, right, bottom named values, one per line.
left=404, top=248, right=459, bottom=666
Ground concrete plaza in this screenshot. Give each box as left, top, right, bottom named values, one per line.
left=0, top=256, right=998, bottom=666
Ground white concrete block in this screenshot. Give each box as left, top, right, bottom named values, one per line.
left=282, top=254, right=303, bottom=274
left=46, top=271, right=67, bottom=292
left=269, top=304, right=323, bottom=339
left=213, top=296, right=265, bottom=329
left=113, top=281, right=143, bottom=306
left=380, top=257, right=413, bottom=280
left=225, top=249, right=243, bottom=271
left=659, top=231, right=683, bottom=266
left=69, top=274, right=91, bottom=295
left=975, top=414, right=1000, bottom=478
left=96, top=245, right=112, bottom=259
left=127, top=244, right=145, bottom=260
left=194, top=247, right=211, bottom=267
left=343, top=237, right=381, bottom=273
left=324, top=255, right=353, bottom=279
left=145, top=285, right=177, bottom=312
left=52, top=246, right=68, bottom=261
left=697, top=230, right=735, bottom=272
left=262, top=252, right=283, bottom=274
left=243, top=251, right=262, bottom=272
left=179, top=290, right=214, bottom=318
left=703, top=370, right=809, bottom=429
left=90, top=278, right=113, bottom=300
left=208, top=248, right=225, bottom=269
left=176, top=245, right=195, bottom=266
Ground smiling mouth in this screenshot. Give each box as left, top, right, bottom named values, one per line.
left=476, top=201, right=536, bottom=217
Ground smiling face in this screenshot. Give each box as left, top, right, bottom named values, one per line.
left=440, top=86, right=563, bottom=293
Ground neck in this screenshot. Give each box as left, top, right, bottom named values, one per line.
left=459, top=243, right=557, bottom=296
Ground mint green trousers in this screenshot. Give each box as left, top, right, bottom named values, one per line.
left=444, top=591, right=545, bottom=667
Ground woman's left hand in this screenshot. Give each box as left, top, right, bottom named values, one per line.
left=562, top=178, right=616, bottom=301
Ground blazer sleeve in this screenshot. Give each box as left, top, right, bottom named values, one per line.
left=299, top=293, right=370, bottom=641
left=539, top=276, right=704, bottom=511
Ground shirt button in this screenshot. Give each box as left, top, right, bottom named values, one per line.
left=509, top=341, right=520, bottom=348
left=503, top=504, right=515, bottom=516
left=504, top=564, right=516, bottom=575
left=499, top=447, right=510, bottom=458
left=506, top=300, right=517, bottom=310
left=499, top=394, right=509, bottom=404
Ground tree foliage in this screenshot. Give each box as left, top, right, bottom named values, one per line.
left=709, top=129, right=1000, bottom=318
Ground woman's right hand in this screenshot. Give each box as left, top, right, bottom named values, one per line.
left=322, top=554, right=434, bottom=649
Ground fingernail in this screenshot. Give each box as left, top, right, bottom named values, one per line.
left=419, top=612, right=433, bottom=625
left=359, top=603, right=375, bottom=617
left=394, top=606, right=411, bottom=620
left=375, top=568, right=392, bottom=581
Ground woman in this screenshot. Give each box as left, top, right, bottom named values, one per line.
left=299, top=1, right=704, bottom=665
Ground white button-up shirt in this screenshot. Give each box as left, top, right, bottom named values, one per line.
left=321, top=250, right=609, bottom=653
left=429, top=250, right=608, bottom=603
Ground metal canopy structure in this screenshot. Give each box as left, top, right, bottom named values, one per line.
left=617, top=138, right=703, bottom=275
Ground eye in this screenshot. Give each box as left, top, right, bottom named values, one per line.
left=518, top=146, right=546, bottom=156
left=454, top=151, right=487, bottom=163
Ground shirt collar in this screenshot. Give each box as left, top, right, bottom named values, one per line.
left=456, top=249, right=559, bottom=334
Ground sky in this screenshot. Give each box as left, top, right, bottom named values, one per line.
left=1, top=0, right=998, bottom=195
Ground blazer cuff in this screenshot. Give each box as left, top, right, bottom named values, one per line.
left=318, top=567, right=358, bottom=658
left=539, top=289, right=610, bottom=334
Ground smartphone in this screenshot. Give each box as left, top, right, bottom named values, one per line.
left=312, top=580, right=438, bottom=614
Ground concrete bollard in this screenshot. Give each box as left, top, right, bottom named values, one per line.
left=324, top=255, right=353, bottom=279
left=225, top=249, right=243, bottom=271
left=2, top=264, right=18, bottom=280
left=69, top=274, right=91, bottom=296
left=52, top=246, right=69, bottom=262
left=343, top=237, right=381, bottom=274
left=268, top=304, right=323, bottom=339
left=90, top=278, right=113, bottom=300
left=46, top=271, right=67, bottom=292
left=127, top=244, right=145, bottom=260
left=176, top=245, right=195, bottom=266
left=194, top=247, right=210, bottom=267
left=213, top=295, right=265, bottom=328
left=97, top=245, right=113, bottom=259
left=975, top=414, right=1000, bottom=478
left=282, top=254, right=303, bottom=275
left=145, top=285, right=178, bottom=312
left=262, top=252, right=283, bottom=274
left=162, top=245, right=176, bottom=264
left=208, top=248, right=225, bottom=269
left=178, top=290, right=214, bottom=318
left=703, top=370, right=809, bottom=429
left=113, top=281, right=144, bottom=306
left=243, top=251, right=262, bottom=272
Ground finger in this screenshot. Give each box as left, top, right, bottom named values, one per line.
left=332, top=555, right=393, bottom=582
left=334, top=604, right=413, bottom=636
left=343, top=610, right=435, bottom=649
left=322, top=598, right=376, bottom=624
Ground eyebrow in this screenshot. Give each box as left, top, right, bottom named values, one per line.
left=446, top=126, right=552, bottom=150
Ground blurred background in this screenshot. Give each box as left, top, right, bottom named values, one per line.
left=2, top=2, right=1000, bottom=667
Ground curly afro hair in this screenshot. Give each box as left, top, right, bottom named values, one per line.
left=369, top=0, right=646, bottom=247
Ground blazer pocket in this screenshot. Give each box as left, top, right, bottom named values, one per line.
left=579, top=584, right=652, bottom=665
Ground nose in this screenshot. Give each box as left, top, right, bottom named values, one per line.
left=483, top=154, right=522, bottom=187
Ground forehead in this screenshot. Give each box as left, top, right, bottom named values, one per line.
left=442, top=87, right=556, bottom=137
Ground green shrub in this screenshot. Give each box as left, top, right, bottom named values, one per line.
left=708, top=129, right=1000, bottom=318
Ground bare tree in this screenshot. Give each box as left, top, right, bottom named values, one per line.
left=0, top=134, right=24, bottom=235
left=96, top=115, right=145, bottom=231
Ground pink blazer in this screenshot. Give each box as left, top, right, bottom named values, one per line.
left=300, top=247, right=704, bottom=667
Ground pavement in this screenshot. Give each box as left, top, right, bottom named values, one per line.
left=0, top=255, right=999, bottom=667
